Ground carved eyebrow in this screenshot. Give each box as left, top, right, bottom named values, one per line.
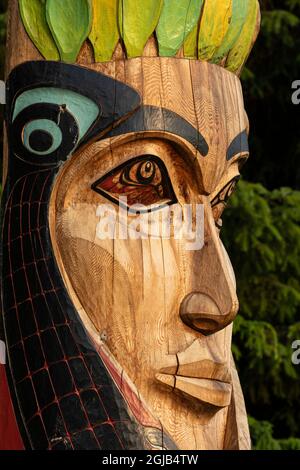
left=226, top=130, right=249, bottom=161
left=108, top=105, right=209, bottom=157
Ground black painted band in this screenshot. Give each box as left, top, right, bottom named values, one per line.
left=109, top=105, right=209, bottom=157
left=6, top=61, right=141, bottom=148
left=227, top=130, right=249, bottom=161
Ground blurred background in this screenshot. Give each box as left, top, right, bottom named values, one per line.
left=0, top=0, right=299, bottom=450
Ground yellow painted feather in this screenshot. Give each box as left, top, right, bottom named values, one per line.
left=184, top=23, right=199, bottom=59
left=89, top=0, right=119, bottom=62
left=119, top=0, right=163, bottom=58
left=226, top=0, right=260, bottom=73
left=198, top=0, right=232, bottom=61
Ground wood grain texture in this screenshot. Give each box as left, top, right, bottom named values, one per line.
left=224, top=354, right=252, bottom=449
left=4, top=0, right=255, bottom=448
left=5, top=0, right=43, bottom=76
left=46, top=59, right=250, bottom=449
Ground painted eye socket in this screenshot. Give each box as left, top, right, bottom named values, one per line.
left=11, top=87, right=99, bottom=166
left=23, top=118, right=63, bottom=155
left=12, top=103, right=79, bottom=165
left=211, top=176, right=240, bottom=226
left=92, top=155, right=177, bottom=212
left=211, top=176, right=240, bottom=208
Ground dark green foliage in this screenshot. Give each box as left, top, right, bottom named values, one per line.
left=222, top=181, right=300, bottom=448
left=249, top=417, right=300, bottom=450
left=222, top=0, right=300, bottom=449
left=242, top=0, right=300, bottom=189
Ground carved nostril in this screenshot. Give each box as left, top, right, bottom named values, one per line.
left=179, top=292, right=235, bottom=336
left=181, top=317, right=220, bottom=335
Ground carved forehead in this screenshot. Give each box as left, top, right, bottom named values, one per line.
left=91, top=58, right=249, bottom=192
left=6, top=58, right=248, bottom=193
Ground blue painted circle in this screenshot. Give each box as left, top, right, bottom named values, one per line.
left=23, top=119, right=63, bottom=155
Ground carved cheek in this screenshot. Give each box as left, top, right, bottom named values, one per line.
left=50, top=139, right=190, bottom=355
left=54, top=205, right=185, bottom=360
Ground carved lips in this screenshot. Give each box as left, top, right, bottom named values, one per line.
left=156, top=340, right=232, bottom=408
left=156, top=368, right=232, bottom=408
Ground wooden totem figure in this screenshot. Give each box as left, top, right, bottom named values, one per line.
left=0, top=0, right=260, bottom=450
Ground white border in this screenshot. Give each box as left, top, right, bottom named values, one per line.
left=0, top=80, right=5, bottom=105
left=0, top=340, right=6, bottom=365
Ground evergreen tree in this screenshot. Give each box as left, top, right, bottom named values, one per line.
left=242, top=0, right=300, bottom=189
left=223, top=0, right=300, bottom=449
left=223, top=182, right=300, bottom=449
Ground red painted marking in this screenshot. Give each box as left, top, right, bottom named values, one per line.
left=0, top=364, right=24, bottom=450
left=97, top=345, right=160, bottom=430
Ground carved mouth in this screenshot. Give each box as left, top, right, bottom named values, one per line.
left=156, top=372, right=232, bottom=408
left=156, top=353, right=232, bottom=408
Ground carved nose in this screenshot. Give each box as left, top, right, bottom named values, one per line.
left=180, top=292, right=237, bottom=336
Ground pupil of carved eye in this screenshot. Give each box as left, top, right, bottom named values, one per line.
left=28, top=129, right=53, bottom=152
left=137, top=161, right=155, bottom=182
left=145, top=162, right=152, bottom=173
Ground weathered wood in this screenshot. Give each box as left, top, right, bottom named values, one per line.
left=48, top=58, right=249, bottom=449
left=1, top=0, right=258, bottom=450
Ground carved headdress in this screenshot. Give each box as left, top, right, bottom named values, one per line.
left=18, top=0, right=260, bottom=74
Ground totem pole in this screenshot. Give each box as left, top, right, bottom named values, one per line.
left=0, top=0, right=260, bottom=450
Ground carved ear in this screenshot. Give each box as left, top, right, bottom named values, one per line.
left=6, top=61, right=141, bottom=145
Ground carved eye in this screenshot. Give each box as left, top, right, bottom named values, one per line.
left=11, top=87, right=99, bottom=166
left=12, top=103, right=79, bottom=166
left=22, top=117, right=63, bottom=155
left=92, top=155, right=177, bottom=212
left=211, top=176, right=240, bottom=225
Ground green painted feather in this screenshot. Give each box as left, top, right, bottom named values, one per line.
left=46, top=0, right=92, bottom=63
left=119, top=0, right=163, bottom=58
left=19, top=0, right=59, bottom=60
left=226, top=0, right=259, bottom=73
left=211, top=0, right=249, bottom=64
left=156, top=0, right=203, bottom=57
left=89, top=0, right=119, bottom=62
left=184, top=23, right=199, bottom=59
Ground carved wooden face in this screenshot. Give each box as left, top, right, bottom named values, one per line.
left=2, top=58, right=249, bottom=450
left=50, top=59, right=249, bottom=448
